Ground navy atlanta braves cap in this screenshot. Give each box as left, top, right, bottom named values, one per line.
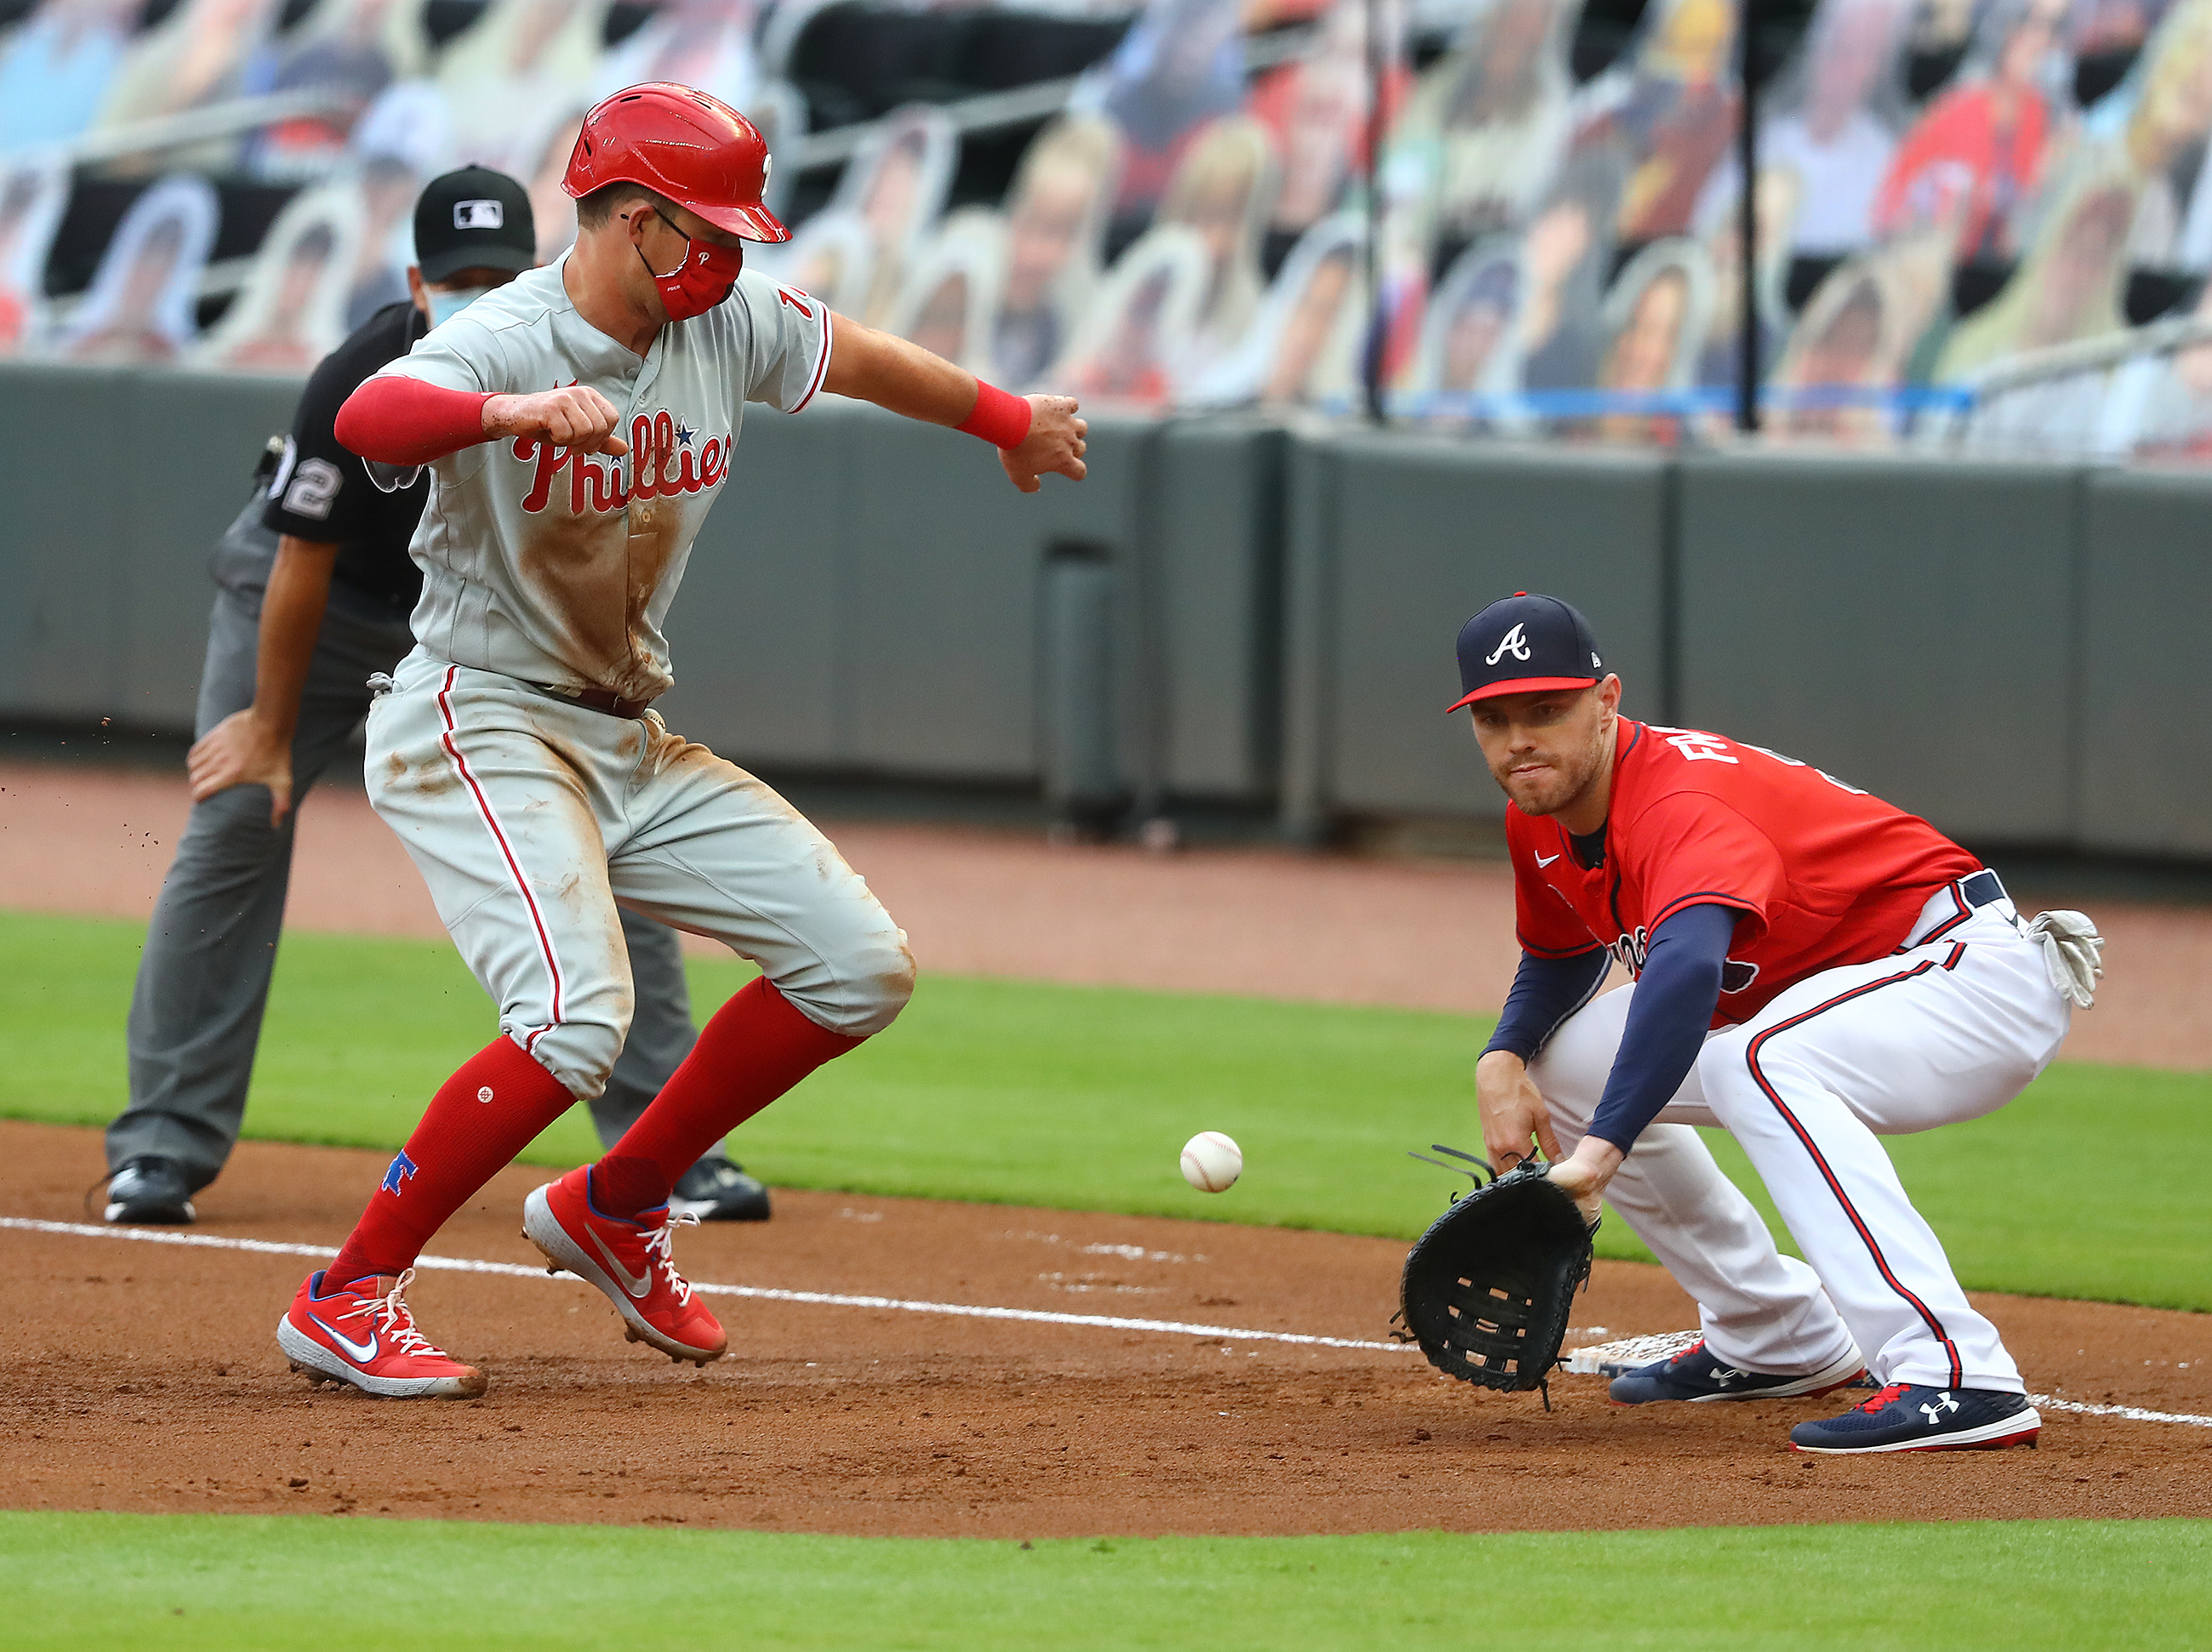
left=1447, top=593, right=1607, bottom=711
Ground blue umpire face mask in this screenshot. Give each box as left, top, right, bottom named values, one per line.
left=426, top=286, right=493, bottom=327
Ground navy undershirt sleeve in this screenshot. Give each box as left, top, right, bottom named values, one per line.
left=1586, top=903, right=1741, bottom=1153
left=1482, top=947, right=1611, bottom=1062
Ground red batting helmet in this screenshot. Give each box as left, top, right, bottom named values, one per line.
left=562, top=82, right=790, bottom=243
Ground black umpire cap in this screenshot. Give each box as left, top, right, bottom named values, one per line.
left=1447, top=593, right=1607, bottom=711
left=414, top=166, right=535, bottom=282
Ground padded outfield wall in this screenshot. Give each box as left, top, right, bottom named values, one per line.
left=0, top=362, right=2197, bottom=859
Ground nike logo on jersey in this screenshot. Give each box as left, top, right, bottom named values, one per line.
left=1536, top=852, right=1562, bottom=867
left=308, top=1313, right=377, bottom=1364
left=1485, top=623, right=1532, bottom=665
left=590, top=1229, right=655, bottom=1299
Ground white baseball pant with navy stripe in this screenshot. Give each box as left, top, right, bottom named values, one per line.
left=1530, top=893, right=2071, bottom=1392
left=364, top=647, right=915, bottom=1102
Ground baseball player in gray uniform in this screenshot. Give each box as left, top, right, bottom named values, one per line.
left=102, top=167, right=768, bottom=1231
left=275, top=83, right=1086, bottom=1398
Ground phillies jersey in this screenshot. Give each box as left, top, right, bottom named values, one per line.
left=375, top=260, right=831, bottom=701
left=1508, top=721, right=1981, bottom=1024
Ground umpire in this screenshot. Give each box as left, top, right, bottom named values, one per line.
left=100, top=167, right=770, bottom=1228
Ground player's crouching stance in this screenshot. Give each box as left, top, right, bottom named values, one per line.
left=1458, top=595, right=2103, bottom=1455
left=275, top=83, right=1086, bottom=1399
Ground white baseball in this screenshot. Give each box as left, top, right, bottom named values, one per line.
left=1180, top=1131, right=1242, bottom=1193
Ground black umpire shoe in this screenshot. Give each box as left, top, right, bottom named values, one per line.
left=667, top=1153, right=772, bottom=1222
left=103, top=1156, right=197, bottom=1224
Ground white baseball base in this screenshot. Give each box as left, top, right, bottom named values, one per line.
left=1561, top=1329, right=1880, bottom=1387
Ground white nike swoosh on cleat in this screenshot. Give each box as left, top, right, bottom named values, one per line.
left=306, top=1313, right=377, bottom=1363
left=589, top=1228, right=654, bottom=1298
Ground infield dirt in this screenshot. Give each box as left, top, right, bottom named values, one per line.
left=5, top=1121, right=2207, bottom=1537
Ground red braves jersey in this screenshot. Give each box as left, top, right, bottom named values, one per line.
left=1508, top=721, right=1981, bottom=1024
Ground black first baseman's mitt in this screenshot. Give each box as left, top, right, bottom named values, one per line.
left=1395, top=1148, right=1598, bottom=1408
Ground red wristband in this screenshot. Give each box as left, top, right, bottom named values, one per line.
left=956, top=380, right=1032, bottom=449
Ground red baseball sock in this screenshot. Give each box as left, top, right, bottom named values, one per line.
left=324, top=1036, right=576, bottom=1289
left=590, top=977, right=860, bottom=1218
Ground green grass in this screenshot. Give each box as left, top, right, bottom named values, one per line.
left=4, top=909, right=2208, bottom=1310
left=1, top=1512, right=2203, bottom=1651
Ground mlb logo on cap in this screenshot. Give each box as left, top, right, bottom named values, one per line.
left=1447, top=593, right=1607, bottom=711
left=415, top=166, right=536, bottom=282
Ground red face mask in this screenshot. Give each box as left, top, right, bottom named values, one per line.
left=636, top=210, right=743, bottom=321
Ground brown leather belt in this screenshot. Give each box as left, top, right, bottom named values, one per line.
left=536, top=682, right=654, bottom=719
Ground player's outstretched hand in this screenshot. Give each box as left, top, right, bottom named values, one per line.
left=188, top=708, right=294, bottom=826
left=1475, top=1048, right=1564, bottom=1171
left=1001, top=394, right=1086, bottom=493
left=483, top=385, right=630, bottom=456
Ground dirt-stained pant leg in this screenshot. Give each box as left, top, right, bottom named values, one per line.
left=365, top=653, right=639, bottom=1101
left=601, top=715, right=915, bottom=1040
left=1530, top=984, right=1861, bottom=1376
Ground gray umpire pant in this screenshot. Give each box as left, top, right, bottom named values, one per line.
left=105, top=584, right=700, bottom=1188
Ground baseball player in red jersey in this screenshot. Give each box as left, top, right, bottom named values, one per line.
left=1461, top=594, right=2104, bottom=1454
left=271, top=83, right=1086, bottom=1399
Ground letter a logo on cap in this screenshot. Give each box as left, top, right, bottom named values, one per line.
left=1446, top=592, right=1607, bottom=713
left=453, top=198, right=505, bottom=230
left=1485, top=623, right=1533, bottom=666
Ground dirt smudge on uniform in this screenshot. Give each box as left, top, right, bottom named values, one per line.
left=515, top=429, right=686, bottom=704
left=620, top=493, right=681, bottom=692
left=515, top=487, right=633, bottom=692
left=733, top=768, right=808, bottom=828
left=533, top=726, right=596, bottom=791
left=378, top=748, right=458, bottom=801
left=875, top=931, right=920, bottom=1003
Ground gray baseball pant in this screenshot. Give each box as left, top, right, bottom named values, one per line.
left=105, top=584, right=700, bottom=1188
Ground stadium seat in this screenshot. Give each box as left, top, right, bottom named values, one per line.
left=0, top=0, right=136, bottom=155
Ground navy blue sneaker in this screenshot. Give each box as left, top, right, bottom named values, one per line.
left=1791, top=1384, right=2041, bottom=1455
left=1610, top=1340, right=1866, bottom=1404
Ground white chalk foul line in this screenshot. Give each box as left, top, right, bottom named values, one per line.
left=0, top=1216, right=1404, bottom=1353
left=15, top=1216, right=2209, bottom=1428
left=2025, top=1394, right=2212, bottom=1428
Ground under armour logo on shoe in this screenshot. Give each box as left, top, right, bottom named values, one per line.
left=1712, top=1366, right=1744, bottom=1386
left=382, top=1151, right=419, bottom=1196
left=1920, top=1393, right=1961, bottom=1425
left=1485, top=624, right=1532, bottom=666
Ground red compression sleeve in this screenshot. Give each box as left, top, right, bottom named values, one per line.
left=955, top=380, right=1032, bottom=449
left=334, top=376, right=497, bottom=466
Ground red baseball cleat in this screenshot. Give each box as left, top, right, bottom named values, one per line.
left=276, top=1267, right=488, bottom=1399
left=522, top=1165, right=727, bottom=1365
